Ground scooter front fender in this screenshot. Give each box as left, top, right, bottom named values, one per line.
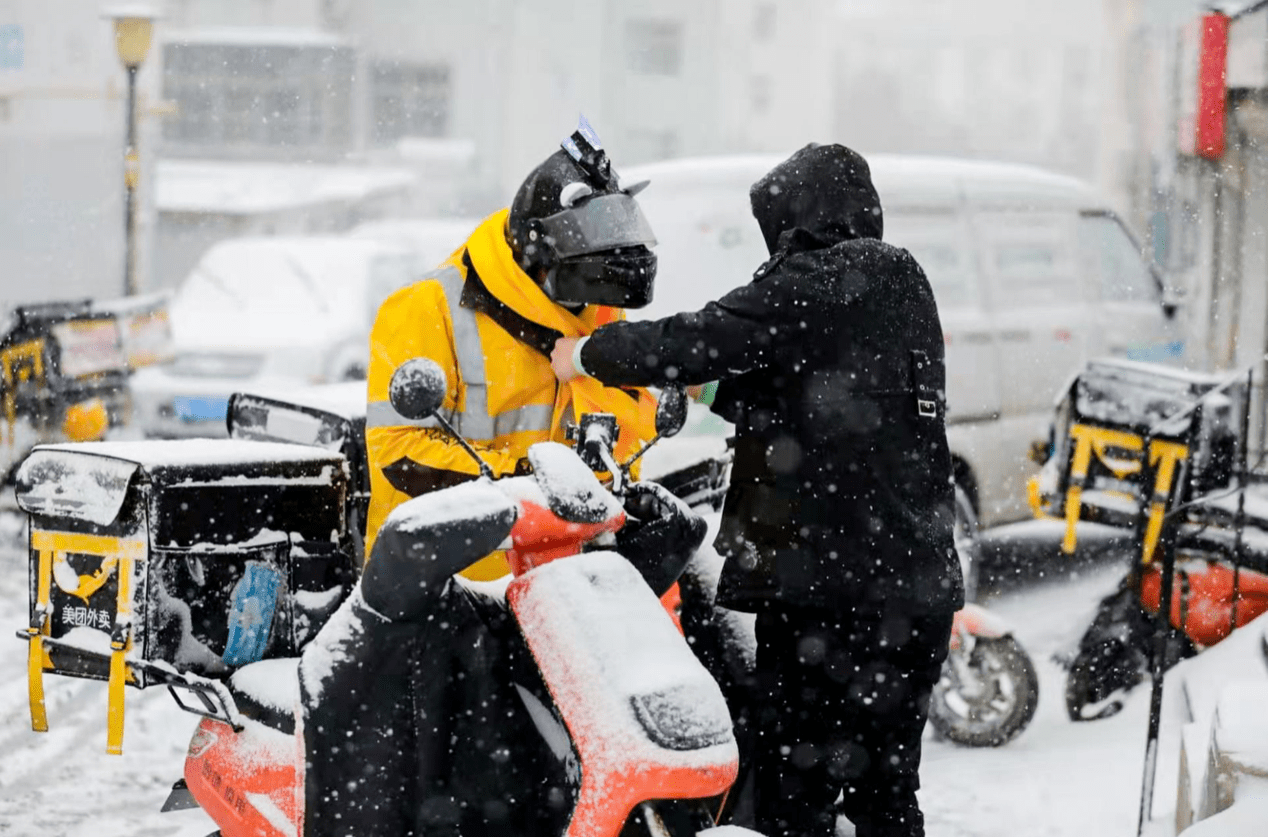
left=949, top=602, right=1011, bottom=651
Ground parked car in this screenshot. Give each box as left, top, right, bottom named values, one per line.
left=623, top=154, right=1186, bottom=526
left=130, top=236, right=413, bottom=439
left=348, top=216, right=480, bottom=275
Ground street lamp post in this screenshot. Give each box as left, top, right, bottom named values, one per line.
left=105, top=7, right=156, bottom=297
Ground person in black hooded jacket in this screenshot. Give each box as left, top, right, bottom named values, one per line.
left=550, top=143, right=965, bottom=837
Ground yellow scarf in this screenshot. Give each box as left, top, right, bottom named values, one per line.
left=463, top=210, right=658, bottom=463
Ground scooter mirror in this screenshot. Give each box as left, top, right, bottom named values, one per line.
left=389, top=358, right=447, bottom=421
left=655, top=384, right=688, bottom=439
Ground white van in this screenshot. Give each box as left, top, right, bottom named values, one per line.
left=625, top=154, right=1185, bottom=526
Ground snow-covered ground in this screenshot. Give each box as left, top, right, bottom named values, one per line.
left=919, top=559, right=1158, bottom=837
left=0, top=521, right=1255, bottom=837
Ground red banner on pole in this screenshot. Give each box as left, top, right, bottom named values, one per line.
left=1178, top=12, right=1229, bottom=160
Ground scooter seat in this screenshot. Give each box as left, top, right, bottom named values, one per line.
left=227, top=657, right=300, bottom=734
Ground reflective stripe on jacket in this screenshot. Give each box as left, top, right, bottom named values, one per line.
left=364, top=209, right=658, bottom=566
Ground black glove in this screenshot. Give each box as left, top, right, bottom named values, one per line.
left=612, top=481, right=708, bottom=596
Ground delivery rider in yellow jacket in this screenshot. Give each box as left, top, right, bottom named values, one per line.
left=364, top=120, right=661, bottom=576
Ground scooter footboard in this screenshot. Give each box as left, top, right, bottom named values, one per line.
left=508, top=551, right=738, bottom=837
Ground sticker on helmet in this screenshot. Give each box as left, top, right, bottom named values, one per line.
left=562, top=113, right=604, bottom=161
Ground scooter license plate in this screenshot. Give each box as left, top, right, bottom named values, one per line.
left=173, top=396, right=229, bottom=423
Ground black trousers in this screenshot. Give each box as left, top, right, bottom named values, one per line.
left=746, top=605, right=953, bottom=837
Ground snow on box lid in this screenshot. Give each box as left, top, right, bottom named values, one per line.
left=29, top=438, right=343, bottom=469
left=15, top=439, right=344, bottom=526
left=1075, top=359, right=1234, bottom=431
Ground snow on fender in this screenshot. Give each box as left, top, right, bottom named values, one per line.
left=949, top=602, right=1012, bottom=651
left=696, top=828, right=769, bottom=836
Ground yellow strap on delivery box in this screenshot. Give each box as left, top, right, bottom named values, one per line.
left=27, top=531, right=145, bottom=754
left=1059, top=425, right=1188, bottom=562
left=107, top=555, right=135, bottom=755
left=1062, top=424, right=1144, bottom=554
left=27, top=543, right=53, bottom=733
left=1140, top=440, right=1189, bottom=565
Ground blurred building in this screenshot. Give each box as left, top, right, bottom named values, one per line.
left=832, top=0, right=1132, bottom=206
left=139, top=0, right=840, bottom=286
left=1165, top=0, right=1268, bottom=443
left=159, top=0, right=836, bottom=202
left=8, top=0, right=1207, bottom=304
left=0, top=0, right=162, bottom=305
left=159, top=26, right=357, bottom=162
left=485, top=0, right=836, bottom=192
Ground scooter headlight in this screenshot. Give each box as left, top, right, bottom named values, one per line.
left=629, top=681, right=733, bottom=751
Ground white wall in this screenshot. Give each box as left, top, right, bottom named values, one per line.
left=493, top=0, right=836, bottom=197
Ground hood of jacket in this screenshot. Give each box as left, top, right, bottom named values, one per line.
left=749, top=143, right=883, bottom=256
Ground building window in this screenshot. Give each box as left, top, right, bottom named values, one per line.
left=626, top=19, right=682, bottom=76
left=753, top=4, right=776, bottom=41
left=162, top=40, right=354, bottom=155
left=371, top=62, right=450, bottom=146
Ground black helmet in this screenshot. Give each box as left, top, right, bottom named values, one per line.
left=507, top=119, right=657, bottom=308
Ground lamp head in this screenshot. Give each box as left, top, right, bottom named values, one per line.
left=103, top=6, right=158, bottom=69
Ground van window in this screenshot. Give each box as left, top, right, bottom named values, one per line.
left=886, top=211, right=978, bottom=309
left=979, top=213, right=1076, bottom=307
left=633, top=186, right=769, bottom=319
left=1077, top=213, right=1161, bottom=304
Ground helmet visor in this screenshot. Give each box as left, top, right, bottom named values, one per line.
left=538, top=193, right=657, bottom=259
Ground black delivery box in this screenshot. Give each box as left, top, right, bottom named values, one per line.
left=16, top=438, right=354, bottom=689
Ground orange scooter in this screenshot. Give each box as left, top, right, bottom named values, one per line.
left=1064, top=552, right=1268, bottom=721
left=164, top=359, right=756, bottom=837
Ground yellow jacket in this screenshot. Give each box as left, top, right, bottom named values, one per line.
left=364, top=210, right=658, bottom=573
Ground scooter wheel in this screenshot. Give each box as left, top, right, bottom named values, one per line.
left=1064, top=651, right=1130, bottom=722
left=928, top=635, right=1039, bottom=747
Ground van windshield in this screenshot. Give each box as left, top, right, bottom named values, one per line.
left=1077, top=213, right=1162, bottom=304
